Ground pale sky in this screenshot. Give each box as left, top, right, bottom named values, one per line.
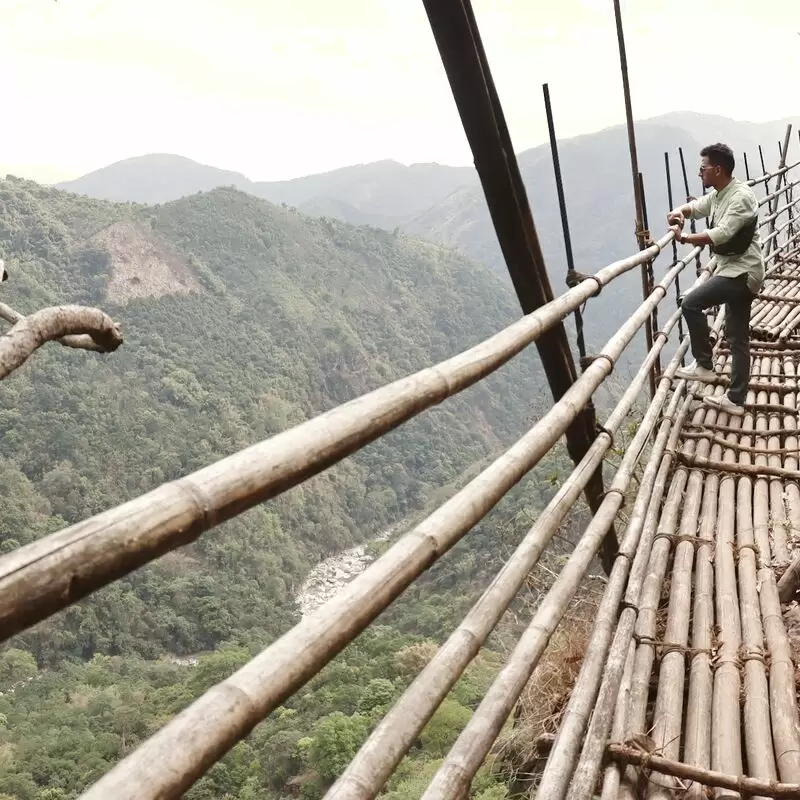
left=2, top=0, right=799, bottom=183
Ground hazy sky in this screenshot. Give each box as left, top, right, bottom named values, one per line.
left=2, top=0, right=798, bottom=183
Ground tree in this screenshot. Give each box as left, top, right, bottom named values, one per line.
left=0, top=648, right=38, bottom=684
left=419, top=699, right=473, bottom=757
left=357, top=678, right=396, bottom=713
left=37, top=790, right=71, bottom=800
left=308, top=712, right=368, bottom=782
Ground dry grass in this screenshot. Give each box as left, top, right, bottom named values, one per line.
left=493, top=581, right=602, bottom=794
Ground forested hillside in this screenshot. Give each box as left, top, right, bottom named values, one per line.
left=0, top=177, right=584, bottom=799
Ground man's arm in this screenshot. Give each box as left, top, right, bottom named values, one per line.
left=666, top=201, right=693, bottom=227
left=677, top=228, right=713, bottom=247
left=667, top=193, right=712, bottom=224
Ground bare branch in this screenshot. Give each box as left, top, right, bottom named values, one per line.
left=0, top=300, right=113, bottom=352
left=0, top=305, right=123, bottom=380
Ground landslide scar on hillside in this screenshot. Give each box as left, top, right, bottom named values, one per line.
left=87, top=220, right=204, bottom=304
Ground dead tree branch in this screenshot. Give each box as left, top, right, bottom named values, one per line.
left=0, top=305, right=123, bottom=380
left=0, top=301, right=118, bottom=353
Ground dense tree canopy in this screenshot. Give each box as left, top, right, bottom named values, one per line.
left=0, top=177, right=587, bottom=798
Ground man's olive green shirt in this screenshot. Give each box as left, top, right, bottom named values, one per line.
left=688, top=178, right=765, bottom=294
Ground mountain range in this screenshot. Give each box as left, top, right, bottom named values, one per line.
left=50, top=111, right=800, bottom=348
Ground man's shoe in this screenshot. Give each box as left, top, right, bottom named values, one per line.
left=703, top=393, right=745, bottom=417
left=675, top=360, right=717, bottom=383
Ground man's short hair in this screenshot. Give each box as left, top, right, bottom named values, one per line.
left=700, top=143, right=735, bottom=176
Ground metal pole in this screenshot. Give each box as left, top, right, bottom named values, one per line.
left=543, top=82, right=587, bottom=365
left=664, top=152, right=686, bottom=364
left=678, top=146, right=703, bottom=275
left=743, top=151, right=751, bottom=181
left=421, top=0, right=617, bottom=571
left=638, top=171, right=661, bottom=382
left=612, top=0, right=655, bottom=397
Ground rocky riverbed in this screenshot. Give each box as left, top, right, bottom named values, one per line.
left=295, top=527, right=397, bottom=617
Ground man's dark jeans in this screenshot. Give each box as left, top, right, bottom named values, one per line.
left=681, top=274, right=755, bottom=405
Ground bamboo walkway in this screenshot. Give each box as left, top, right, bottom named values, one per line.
left=537, top=254, right=800, bottom=800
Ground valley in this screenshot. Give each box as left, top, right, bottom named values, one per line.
left=0, top=174, right=574, bottom=799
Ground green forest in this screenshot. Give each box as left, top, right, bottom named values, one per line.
left=0, top=176, right=591, bottom=799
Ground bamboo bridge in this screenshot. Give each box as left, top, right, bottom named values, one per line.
left=3, top=1, right=800, bottom=798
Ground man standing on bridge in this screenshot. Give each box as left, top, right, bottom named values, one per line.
left=666, top=142, right=764, bottom=417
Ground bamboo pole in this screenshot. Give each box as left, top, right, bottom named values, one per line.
left=758, top=173, right=800, bottom=206
left=0, top=238, right=686, bottom=646
left=324, top=314, right=685, bottom=800
left=750, top=160, right=800, bottom=189
left=682, top=382, right=721, bottom=800
left=610, top=413, right=695, bottom=800
left=780, top=355, right=800, bottom=546
left=76, top=244, right=692, bottom=800
left=747, top=358, right=800, bottom=784
left=685, top=422, right=798, bottom=438
left=599, top=641, right=635, bottom=800
left=769, top=357, right=792, bottom=566
left=776, top=355, right=800, bottom=601
left=605, top=743, right=800, bottom=799
left=752, top=294, right=800, bottom=304
left=646, top=383, right=726, bottom=800
left=615, top=312, right=726, bottom=800
left=680, top=430, right=800, bottom=455
left=759, top=190, right=800, bottom=229
left=673, top=452, right=800, bottom=482
left=708, top=378, right=744, bottom=800
left=737, top=358, right=779, bottom=792
left=764, top=126, right=793, bottom=259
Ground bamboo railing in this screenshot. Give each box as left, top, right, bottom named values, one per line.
left=0, top=234, right=679, bottom=644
